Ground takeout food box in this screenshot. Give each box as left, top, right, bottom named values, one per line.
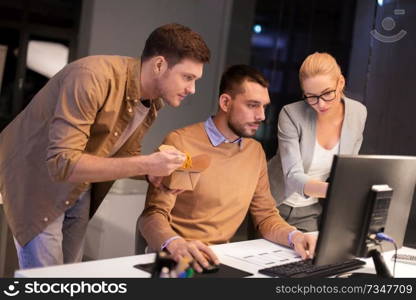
left=159, top=145, right=211, bottom=191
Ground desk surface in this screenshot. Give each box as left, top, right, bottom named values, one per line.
left=15, top=239, right=416, bottom=278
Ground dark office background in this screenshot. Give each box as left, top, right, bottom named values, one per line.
left=249, top=0, right=416, bottom=246
left=247, top=0, right=415, bottom=246
left=1, top=0, right=414, bottom=159
left=0, top=0, right=415, bottom=275
left=0, top=0, right=82, bottom=129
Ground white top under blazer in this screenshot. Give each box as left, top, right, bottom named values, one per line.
left=268, top=96, right=367, bottom=206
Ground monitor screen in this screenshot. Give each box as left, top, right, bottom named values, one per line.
left=314, top=155, right=416, bottom=266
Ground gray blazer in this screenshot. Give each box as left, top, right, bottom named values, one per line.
left=268, top=97, right=367, bottom=205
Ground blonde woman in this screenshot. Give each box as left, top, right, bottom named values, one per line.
left=268, top=52, right=367, bottom=232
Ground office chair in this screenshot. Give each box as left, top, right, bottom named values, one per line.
left=231, top=212, right=259, bottom=242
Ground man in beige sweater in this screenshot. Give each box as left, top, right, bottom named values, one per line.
left=139, top=65, right=316, bottom=272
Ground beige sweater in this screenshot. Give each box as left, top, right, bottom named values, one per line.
left=139, top=122, right=296, bottom=250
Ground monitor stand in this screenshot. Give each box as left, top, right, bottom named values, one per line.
left=348, top=250, right=393, bottom=278
left=368, top=249, right=393, bottom=278
left=351, top=185, right=394, bottom=278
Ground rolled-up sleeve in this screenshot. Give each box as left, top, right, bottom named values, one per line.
left=46, top=68, right=105, bottom=182
left=278, top=108, right=310, bottom=197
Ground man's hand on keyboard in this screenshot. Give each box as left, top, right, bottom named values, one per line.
left=291, top=232, right=317, bottom=259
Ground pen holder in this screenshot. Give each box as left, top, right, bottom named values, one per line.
left=151, top=251, right=194, bottom=278
left=151, top=251, right=177, bottom=278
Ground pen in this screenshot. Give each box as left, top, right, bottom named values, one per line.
left=175, top=256, right=192, bottom=274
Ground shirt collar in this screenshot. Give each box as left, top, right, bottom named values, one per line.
left=125, top=58, right=164, bottom=111
left=125, top=58, right=141, bottom=102
left=204, top=116, right=243, bottom=147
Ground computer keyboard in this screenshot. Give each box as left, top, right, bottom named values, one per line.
left=258, top=258, right=366, bottom=278
left=392, top=254, right=416, bottom=265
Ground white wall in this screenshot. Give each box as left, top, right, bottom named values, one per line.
left=79, top=0, right=234, bottom=259
left=83, top=181, right=148, bottom=259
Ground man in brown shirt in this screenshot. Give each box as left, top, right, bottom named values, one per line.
left=0, top=23, right=210, bottom=269
left=139, top=65, right=316, bottom=272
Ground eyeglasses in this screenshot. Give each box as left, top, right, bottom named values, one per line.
left=303, top=90, right=337, bottom=105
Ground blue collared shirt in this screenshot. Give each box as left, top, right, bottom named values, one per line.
left=204, top=117, right=242, bottom=147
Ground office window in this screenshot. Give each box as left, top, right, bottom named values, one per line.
left=0, top=0, right=82, bottom=130
left=250, top=0, right=357, bottom=158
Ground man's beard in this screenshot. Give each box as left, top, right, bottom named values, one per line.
left=227, top=118, right=259, bottom=138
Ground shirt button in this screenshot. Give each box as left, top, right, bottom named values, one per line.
left=126, top=96, right=130, bottom=100
left=43, top=217, right=49, bottom=222
left=134, top=99, right=138, bottom=103
left=114, top=131, right=119, bottom=137
left=65, top=201, right=70, bottom=205
left=128, top=108, right=133, bottom=113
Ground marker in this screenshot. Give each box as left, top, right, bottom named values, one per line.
left=186, top=268, right=194, bottom=278
left=175, top=256, right=192, bottom=274
left=178, top=271, right=188, bottom=278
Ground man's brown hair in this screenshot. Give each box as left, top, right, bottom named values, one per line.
left=141, top=23, right=210, bottom=66
left=219, top=64, right=269, bottom=97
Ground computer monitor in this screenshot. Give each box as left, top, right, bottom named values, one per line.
left=314, top=155, right=416, bottom=266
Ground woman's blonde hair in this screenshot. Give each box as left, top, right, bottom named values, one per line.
left=299, top=52, right=344, bottom=93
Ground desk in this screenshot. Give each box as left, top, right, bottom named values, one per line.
left=15, top=239, right=416, bottom=278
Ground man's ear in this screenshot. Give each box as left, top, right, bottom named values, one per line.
left=219, top=93, right=233, bottom=113
left=152, top=56, right=168, bottom=76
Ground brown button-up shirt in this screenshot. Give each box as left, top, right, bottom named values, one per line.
left=0, top=55, right=163, bottom=246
